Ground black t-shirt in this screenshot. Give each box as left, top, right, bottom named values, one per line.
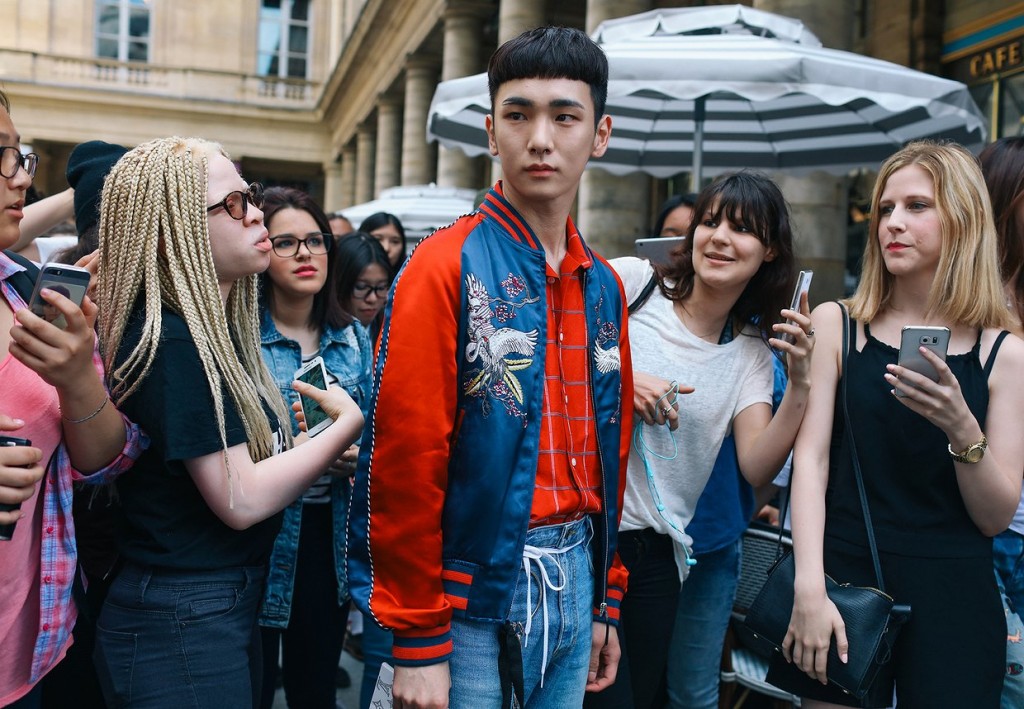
left=113, top=309, right=284, bottom=569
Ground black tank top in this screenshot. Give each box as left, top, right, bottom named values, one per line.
left=823, top=319, right=1010, bottom=558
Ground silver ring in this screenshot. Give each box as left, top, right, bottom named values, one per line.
left=661, top=405, right=672, bottom=416
left=807, top=328, right=815, bottom=337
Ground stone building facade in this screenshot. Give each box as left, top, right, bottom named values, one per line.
left=1, top=0, right=1020, bottom=297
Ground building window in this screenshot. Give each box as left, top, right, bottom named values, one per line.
left=258, top=0, right=310, bottom=79
left=96, top=0, right=151, bottom=63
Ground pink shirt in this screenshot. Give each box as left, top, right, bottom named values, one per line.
left=0, top=353, right=64, bottom=703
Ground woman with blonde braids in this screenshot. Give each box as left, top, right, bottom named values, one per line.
left=91, top=137, right=364, bottom=707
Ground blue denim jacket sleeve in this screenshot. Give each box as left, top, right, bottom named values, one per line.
left=258, top=310, right=372, bottom=627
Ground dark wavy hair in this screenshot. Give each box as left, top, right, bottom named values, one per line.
left=358, top=211, right=407, bottom=268
left=657, top=171, right=796, bottom=343
left=979, top=137, right=1024, bottom=326
left=488, top=27, right=608, bottom=126
left=258, top=186, right=343, bottom=329
left=329, top=232, right=394, bottom=336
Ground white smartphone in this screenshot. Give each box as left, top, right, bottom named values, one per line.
left=27, top=263, right=91, bottom=330
left=635, top=236, right=686, bottom=266
left=294, top=356, right=332, bottom=437
left=895, top=326, right=950, bottom=397
left=780, top=270, right=813, bottom=344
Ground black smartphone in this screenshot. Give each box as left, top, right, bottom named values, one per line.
left=896, top=326, right=950, bottom=397
left=27, top=263, right=91, bottom=330
left=294, top=356, right=332, bottom=437
left=0, top=436, right=32, bottom=541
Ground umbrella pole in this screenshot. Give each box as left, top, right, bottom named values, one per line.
left=693, top=95, right=706, bottom=188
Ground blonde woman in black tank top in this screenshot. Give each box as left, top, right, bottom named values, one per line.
left=780, top=141, right=1024, bottom=709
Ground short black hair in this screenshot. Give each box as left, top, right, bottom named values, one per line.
left=653, top=193, right=699, bottom=236
left=488, top=27, right=608, bottom=126
left=328, top=232, right=394, bottom=337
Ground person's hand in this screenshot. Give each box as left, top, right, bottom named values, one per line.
left=0, top=414, right=45, bottom=526
left=782, top=588, right=848, bottom=685
left=884, top=348, right=973, bottom=438
left=11, top=290, right=98, bottom=392
left=392, top=662, right=450, bottom=709
left=586, top=621, right=621, bottom=692
left=74, top=250, right=100, bottom=303
left=770, top=291, right=815, bottom=388
left=632, top=371, right=693, bottom=431
left=328, top=444, right=359, bottom=478
left=756, top=504, right=780, bottom=526
left=290, top=382, right=363, bottom=432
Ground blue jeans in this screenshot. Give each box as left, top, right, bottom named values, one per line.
left=994, top=529, right=1024, bottom=709
left=449, top=517, right=595, bottom=709
left=666, top=540, right=741, bottom=709
left=94, top=563, right=266, bottom=708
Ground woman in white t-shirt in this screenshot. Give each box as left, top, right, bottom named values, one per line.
left=593, top=171, right=814, bottom=709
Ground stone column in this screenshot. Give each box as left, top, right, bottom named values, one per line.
left=577, top=0, right=653, bottom=257
left=754, top=0, right=857, bottom=302
left=355, top=123, right=377, bottom=205
left=402, top=56, right=439, bottom=186
left=436, top=1, right=490, bottom=189
left=498, top=0, right=545, bottom=43
left=339, top=143, right=357, bottom=208
left=375, top=93, right=403, bottom=197
left=323, top=161, right=345, bottom=212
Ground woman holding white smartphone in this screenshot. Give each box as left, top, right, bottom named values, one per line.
left=255, top=186, right=373, bottom=709
left=92, top=138, right=364, bottom=707
left=781, top=141, right=1024, bottom=708
left=591, top=171, right=814, bottom=709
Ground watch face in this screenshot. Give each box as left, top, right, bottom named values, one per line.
left=966, top=446, right=985, bottom=463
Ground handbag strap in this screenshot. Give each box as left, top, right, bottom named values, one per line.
left=767, top=303, right=887, bottom=594
left=838, top=303, right=887, bottom=593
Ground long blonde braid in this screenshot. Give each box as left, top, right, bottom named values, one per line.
left=97, top=137, right=291, bottom=491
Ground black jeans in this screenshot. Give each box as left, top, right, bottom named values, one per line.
left=584, top=528, right=681, bottom=709
left=259, top=503, right=348, bottom=709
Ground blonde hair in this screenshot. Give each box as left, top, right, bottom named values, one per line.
left=849, top=140, right=1012, bottom=329
left=97, top=137, right=290, bottom=485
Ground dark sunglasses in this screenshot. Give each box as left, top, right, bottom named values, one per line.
left=206, top=182, right=264, bottom=220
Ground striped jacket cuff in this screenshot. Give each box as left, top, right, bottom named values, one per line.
left=391, top=624, right=453, bottom=666
left=593, top=585, right=625, bottom=626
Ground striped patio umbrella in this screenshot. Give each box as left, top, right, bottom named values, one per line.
left=427, top=5, right=987, bottom=182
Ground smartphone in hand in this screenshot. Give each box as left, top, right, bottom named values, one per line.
left=635, top=236, right=686, bottom=266
left=780, top=270, right=813, bottom=344
left=0, top=436, right=32, bottom=541
left=895, top=326, right=950, bottom=397
left=294, top=356, right=332, bottom=437
left=27, top=264, right=91, bottom=330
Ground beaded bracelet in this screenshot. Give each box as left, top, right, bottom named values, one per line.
left=62, top=397, right=108, bottom=424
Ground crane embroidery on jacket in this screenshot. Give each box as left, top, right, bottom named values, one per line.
left=464, top=272, right=539, bottom=420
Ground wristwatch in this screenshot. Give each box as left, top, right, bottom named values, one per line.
left=948, top=434, right=988, bottom=464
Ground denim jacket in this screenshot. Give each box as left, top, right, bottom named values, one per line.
left=257, top=307, right=373, bottom=628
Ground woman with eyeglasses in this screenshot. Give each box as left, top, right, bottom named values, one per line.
left=91, top=138, right=364, bottom=707
left=330, top=233, right=394, bottom=342
left=254, top=187, right=372, bottom=709
left=359, top=212, right=407, bottom=271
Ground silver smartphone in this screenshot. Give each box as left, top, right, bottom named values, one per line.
left=294, top=356, right=332, bottom=437
left=896, top=326, right=950, bottom=397
left=780, top=270, right=813, bottom=344
left=635, top=236, right=686, bottom=266
left=27, top=263, right=91, bottom=330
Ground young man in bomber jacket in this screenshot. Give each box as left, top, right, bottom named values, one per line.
left=348, top=27, right=633, bottom=709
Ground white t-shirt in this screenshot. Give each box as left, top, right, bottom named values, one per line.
left=613, top=257, right=773, bottom=580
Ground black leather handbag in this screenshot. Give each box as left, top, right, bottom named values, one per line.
left=744, top=303, right=911, bottom=703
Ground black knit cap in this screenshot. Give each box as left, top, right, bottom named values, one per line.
left=66, top=140, right=128, bottom=236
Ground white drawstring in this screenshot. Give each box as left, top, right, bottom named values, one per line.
left=521, top=535, right=584, bottom=686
